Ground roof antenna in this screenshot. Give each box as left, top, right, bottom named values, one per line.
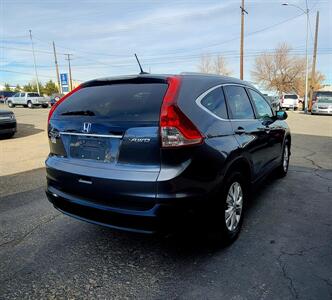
left=134, top=53, right=149, bottom=74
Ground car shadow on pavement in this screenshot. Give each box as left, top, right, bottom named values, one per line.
left=13, top=123, right=44, bottom=139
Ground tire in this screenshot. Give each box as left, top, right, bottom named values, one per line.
left=275, top=140, right=290, bottom=178
left=7, top=101, right=15, bottom=108
left=27, top=101, right=34, bottom=109
left=42, top=103, right=49, bottom=108
left=208, top=171, right=247, bottom=245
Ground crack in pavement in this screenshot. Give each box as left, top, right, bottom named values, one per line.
left=0, top=213, right=61, bottom=249
left=276, top=245, right=331, bottom=299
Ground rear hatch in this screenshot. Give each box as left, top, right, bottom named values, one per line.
left=47, top=77, right=168, bottom=208
left=283, top=94, right=298, bottom=106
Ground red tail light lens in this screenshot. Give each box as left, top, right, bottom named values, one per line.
left=48, top=85, right=82, bottom=123
left=160, top=76, right=203, bottom=148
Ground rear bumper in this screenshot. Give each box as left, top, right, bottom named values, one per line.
left=45, top=159, right=209, bottom=233
left=281, top=103, right=299, bottom=109
left=311, top=109, right=332, bottom=115
left=46, top=185, right=203, bottom=234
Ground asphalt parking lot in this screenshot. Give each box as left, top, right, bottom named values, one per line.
left=0, top=104, right=331, bottom=299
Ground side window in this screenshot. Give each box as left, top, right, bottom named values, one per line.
left=200, top=87, right=228, bottom=119
left=20, top=93, right=25, bottom=97
left=249, top=89, right=273, bottom=118
left=224, top=85, right=255, bottom=119
left=14, top=93, right=19, bottom=97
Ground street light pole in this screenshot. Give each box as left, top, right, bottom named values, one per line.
left=304, top=8, right=309, bottom=113
left=282, top=2, right=310, bottom=112
left=28, top=30, right=41, bottom=95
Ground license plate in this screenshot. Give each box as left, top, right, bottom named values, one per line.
left=69, top=136, right=111, bottom=161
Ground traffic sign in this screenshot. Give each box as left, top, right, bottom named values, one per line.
left=60, top=73, right=68, bottom=86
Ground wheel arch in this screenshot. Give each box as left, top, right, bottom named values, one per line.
left=223, top=156, right=252, bottom=186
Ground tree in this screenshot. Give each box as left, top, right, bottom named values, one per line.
left=4, top=83, right=12, bottom=92
left=23, top=81, right=44, bottom=94
left=251, top=43, right=324, bottom=97
left=14, top=84, right=21, bottom=92
left=213, top=56, right=232, bottom=76
left=23, top=83, right=34, bottom=92
left=198, top=55, right=232, bottom=76
left=42, top=80, right=59, bottom=95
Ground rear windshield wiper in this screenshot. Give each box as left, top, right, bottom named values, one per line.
left=61, top=110, right=95, bottom=116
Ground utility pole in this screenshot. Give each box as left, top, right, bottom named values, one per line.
left=65, top=54, right=73, bottom=91
left=29, top=30, right=40, bottom=95
left=309, top=11, right=319, bottom=111
left=240, top=0, right=248, bottom=80
left=53, top=41, right=61, bottom=93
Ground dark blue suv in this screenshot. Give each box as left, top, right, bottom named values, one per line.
left=46, top=74, right=290, bottom=243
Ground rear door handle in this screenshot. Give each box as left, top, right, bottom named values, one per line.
left=235, top=127, right=246, bottom=134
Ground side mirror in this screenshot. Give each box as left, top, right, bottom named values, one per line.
left=276, top=111, right=287, bottom=120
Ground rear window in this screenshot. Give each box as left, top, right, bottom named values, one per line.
left=284, top=95, right=298, bottom=99
left=54, top=83, right=168, bottom=122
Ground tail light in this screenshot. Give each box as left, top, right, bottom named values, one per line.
left=281, top=96, right=284, bottom=104
left=48, top=85, right=82, bottom=123
left=160, top=76, right=203, bottom=148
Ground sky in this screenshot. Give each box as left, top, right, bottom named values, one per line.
left=1, top=0, right=331, bottom=88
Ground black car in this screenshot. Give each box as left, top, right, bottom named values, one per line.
left=46, top=74, right=290, bottom=243
left=0, top=110, right=16, bottom=138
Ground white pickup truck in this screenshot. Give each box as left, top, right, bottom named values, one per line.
left=7, top=92, right=49, bottom=108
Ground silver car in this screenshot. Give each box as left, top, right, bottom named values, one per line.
left=311, top=96, right=332, bottom=115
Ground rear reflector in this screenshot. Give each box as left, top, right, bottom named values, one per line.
left=160, top=76, right=203, bottom=148
left=48, top=85, right=82, bottom=123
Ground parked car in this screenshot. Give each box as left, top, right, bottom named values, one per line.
left=45, top=74, right=290, bottom=243
left=0, top=91, right=16, bottom=103
left=49, top=93, right=64, bottom=106
left=280, top=94, right=300, bottom=110
left=0, top=109, right=16, bottom=138
left=7, top=92, right=49, bottom=108
left=311, top=92, right=332, bottom=115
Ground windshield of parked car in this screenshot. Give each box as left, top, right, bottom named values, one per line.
left=317, top=98, right=332, bottom=103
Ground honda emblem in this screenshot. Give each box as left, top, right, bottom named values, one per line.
left=82, top=122, right=92, bottom=133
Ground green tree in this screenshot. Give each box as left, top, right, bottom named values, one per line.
left=14, top=84, right=21, bottom=92
left=43, top=80, right=59, bottom=95
left=23, top=83, right=33, bottom=92
left=4, top=83, right=12, bottom=92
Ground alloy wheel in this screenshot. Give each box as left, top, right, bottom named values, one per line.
left=225, top=182, right=243, bottom=232
left=283, top=145, right=289, bottom=172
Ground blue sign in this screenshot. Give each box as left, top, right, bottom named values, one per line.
left=60, top=73, right=68, bottom=86
left=62, top=86, right=69, bottom=93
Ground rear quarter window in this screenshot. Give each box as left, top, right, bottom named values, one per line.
left=200, top=87, right=228, bottom=119
left=54, top=83, right=168, bottom=122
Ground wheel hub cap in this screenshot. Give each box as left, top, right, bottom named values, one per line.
left=283, top=146, right=289, bottom=172
left=225, top=182, right=243, bottom=231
